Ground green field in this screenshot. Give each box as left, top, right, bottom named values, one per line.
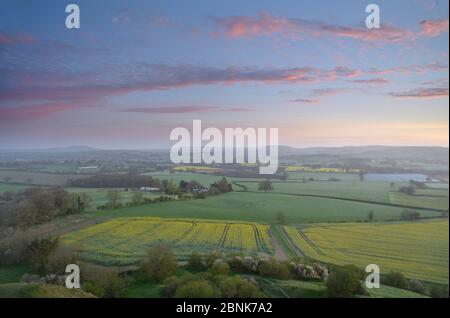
left=0, top=182, right=32, bottom=193
left=26, top=162, right=80, bottom=174
left=88, top=191, right=442, bottom=224
left=0, top=265, right=31, bottom=284
left=234, top=180, right=407, bottom=203
left=1, top=168, right=448, bottom=297
left=62, top=217, right=273, bottom=265
left=286, top=172, right=360, bottom=181
left=256, top=278, right=427, bottom=298
left=389, top=192, right=449, bottom=210
left=141, top=172, right=261, bottom=186
left=282, top=220, right=449, bottom=284
left=0, top=283, right=95, bottom=298
left=0, top=169, right=88, bottom=186
left=66, top=188, right=172, bottom=209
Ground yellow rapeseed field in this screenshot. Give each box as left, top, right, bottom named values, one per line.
left=283, top=220, right=449, bottom=284
left=284, top=166, right=360, bottom=173
left=172, top=165, right=222, bottom=172
left=62, top=217, right=272, bottom=265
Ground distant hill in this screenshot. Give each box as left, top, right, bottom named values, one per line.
left=0, top=145, right=447, bottom=168
left=0, top=146, right=99, bottom=153
left=278, top=145, right=449, bottom=160
left=38, top=146, right=99, bottom=153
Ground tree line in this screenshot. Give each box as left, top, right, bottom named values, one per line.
left=0, top=187, right=91, bottom=228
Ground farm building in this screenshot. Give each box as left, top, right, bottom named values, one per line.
left=140, top=186, right=161, bottom=192
left=192, top=186, right=209, bottom=193
left=77, top=166, right=99, bottom=173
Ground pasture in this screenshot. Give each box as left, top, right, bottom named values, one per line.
left=284, top=166, right=359, bottom=173
left=389, top=192, right=449, bottom=210
left=88, top=192, right=442, bottom=224
left=66, top=188, right=170, bottom=210
left=0, top=169, right=88, bottom=186
left=282, top=220, right=449, bottom=284
left=141, top=172, right=228, bottom=186
left=62, top=217, right=273, bottom=265
left=0, top=182, right=31, bottom=193
left=286, top=171, right=360, bottom=181
left=256, top=278, right=427, bottom=298
left=141, top=171, right=262, bottom=186
left=26, top=162, right=79, bottom=174
left=234, top=179, right=405, bottom=203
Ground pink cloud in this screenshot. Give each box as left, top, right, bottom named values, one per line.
left=118, top=105, right=254, bottom=114
left=1, top=62, right=447, bottom=121
left=0, top=31, right=35, bottom=45
left=0, top=102, right=74, bottom=122
left=151, top=16, right=171, bottom=27
left=287, top=98, right=319, bottom=104
left=0, top=32, right=11, bottom=44
left=390, top=87, right=449, bottom=99
left=119, top=106, right=218, bottom=114
left=311, top=88, right=347, bottom=97
left=214, top=13, right=294, bottom=38
left=225, top=107, right=254, bottom=112
left=420, top=18, right=449, bottom=37
left=112, top=12, right=130, bottom=23
left=0, top=64, right=362, bottom=105
left=351, top=78, right=389, bottom=84
left=14, top=32, right=36, bottom=44
left=213, top=13, right=414, bottom=43
left=368, top=63, right=448, bottom=75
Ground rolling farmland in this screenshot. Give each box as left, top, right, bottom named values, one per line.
left=89, top=191, right=443, bottom=224
left=0, top=169, right=89, bottom=186
left=65, top=188, right=171, bottom=210
left=282, top=220, right=449, bottom=284
left=235, top=179, right=407, bottom=203
left=388, top=192, right=449, bottom=210
left=62, top=217, right=273, bottom=265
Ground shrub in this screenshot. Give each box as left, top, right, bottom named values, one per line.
left=187, top=252, right=205, bottom=271
left=0, top=228, right=32, bottom=265
left=102, top=273, right=127, bottom=298
left=399, top=186, right=415, bottom=195
left=80, top=263, right=126, bottom=298
left=217, top=276, right=264, bottom=298
left=430, top=285, right=449, bottom=298
left=45, top=246, right=78, bottom=275
left=383, top=271, right=409, bottom=289
left=174, top=279, right=216, bottom=298
left=141, top=243, right=178, bottom=282
left=408, top=279, right=425, bottom=294
left=163, top=273, right=265, bottom=298
left=24, top=237, right=59, bottom=273
left=204, top=251, right=222, bottom=268
left=209, top=260, right=229, bottom=276
left=258, top=258, right=291, bottom=280
left=227, top=255, right=244, bottom=272
left=400, top=210, right=421, bottom=221
left=226, top=255, right=258, bottom=273
left=326, top=265, right=366, bottom=298
left=290, top=262, right=329, bottom=281
left=162, top=274, right=195, bottom=297
left=242, top=256, right=258, bottom=273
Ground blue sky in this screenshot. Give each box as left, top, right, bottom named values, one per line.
left=0, top=0, right=448, bottom=149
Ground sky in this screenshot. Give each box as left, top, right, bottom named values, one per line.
left=0, top=0, right=448, bottom=149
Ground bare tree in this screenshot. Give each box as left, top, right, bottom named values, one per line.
left=106, top=190, right=122, bottom=208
